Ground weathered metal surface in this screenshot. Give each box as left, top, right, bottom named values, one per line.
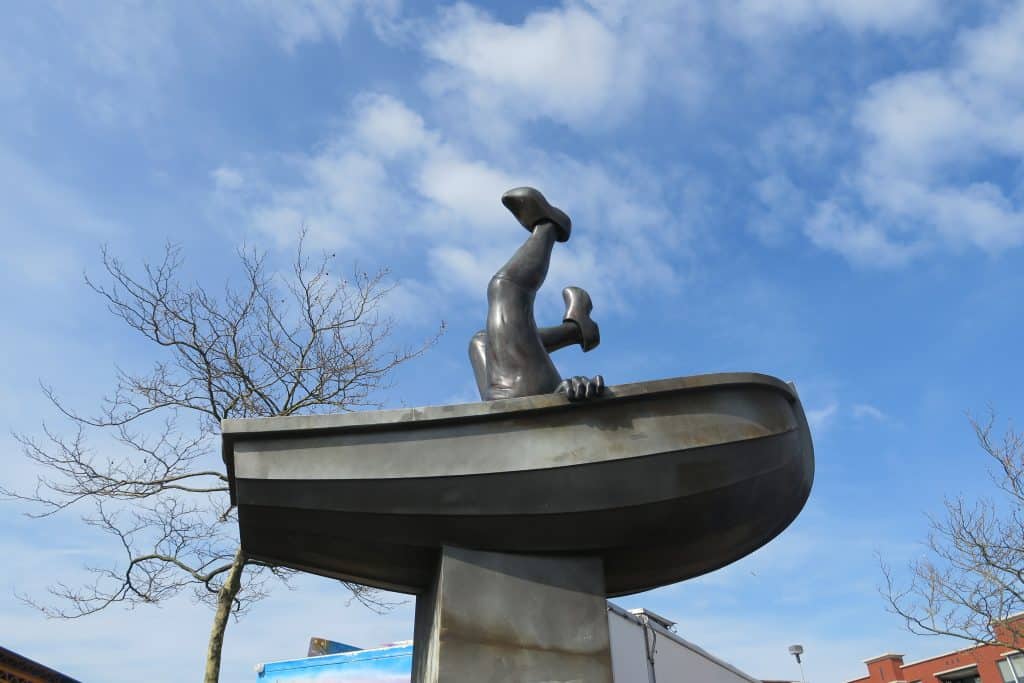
left=230, top=378, right=794, bottom=481
left=411, top=546, right=613, bottom=683
left=469, top=186, right=605, bottom=402
left=223, top=372, right=814, bottom=596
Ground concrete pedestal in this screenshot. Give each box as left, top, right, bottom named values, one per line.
left=411, top=546, right=613, bottom=683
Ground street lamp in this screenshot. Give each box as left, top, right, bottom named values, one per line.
left=789, top=644, right=806, bottom=683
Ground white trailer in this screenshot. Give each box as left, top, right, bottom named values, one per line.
left=608, top=603, right=761, bottom=683
left=257, top=602, right=763, bottom=683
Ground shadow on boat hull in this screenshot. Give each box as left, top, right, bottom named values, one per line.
left=225, top=373, right=814, bottom=596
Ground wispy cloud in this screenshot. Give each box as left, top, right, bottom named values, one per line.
left=211, top=166, right=245, bottom=192
left=721, top=0, right=945, bottom=39
left=420, top=0, right=946, bottom=144
left=244, top=0, right=361, bottom=51
left=804, top=2, right=1024, bottom=265
left=422, top=2, right=710, bottom=140
left=214, top=92, right=698, bottom=319
left=853, top=403, right=888, bottom=421
left=245, top=0, right=409, bottom=49
left=0, top=148, right=118, bottom=288
left=807, top=401, right=839, bottom=432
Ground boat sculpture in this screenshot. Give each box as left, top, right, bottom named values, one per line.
left=224, top=371, right=813, bottom=596
left=224, top=187, right=816, bottom=682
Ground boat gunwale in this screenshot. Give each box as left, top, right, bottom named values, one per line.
left=224, top=372, right=796, bottom=437
left=223, top=372, right=800, bottom=504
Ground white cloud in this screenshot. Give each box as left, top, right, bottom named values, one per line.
left=958, top=2, right=1024, bottom=90
left=749, top=173, right=805, bottom=244
left=224, top=92, right=696, bottom=318
left=807, top=400, right=839, bottom=432
left=426, top=4, right=622, bottom=128
left=723, top=0, right=944, bottom=38
left=805, top=2, right=1024, bottom=265
left=852, top=403, right=888, bottom=421
left=244, top=0, right=360, bottom=51
left=16, top=3, right=180, bottom=128
left=211, top=166, right=245, bottom=191
left=747, top=116, right=837, bottom=245
left=856, top=72, right=987, bottom=181
left=428, top=245, right=503, bottom=294
left=422, top=0, right=952, bottom=138
left=249, top=146, right=404, bottom=250
left=353, top=93, right=436, bottom=159
left=244, top=0, right=412, bottom=50
left=805, top=201, right=921, bottom=267
left=757, top=115, right=834, bottom=166
left=415, top=154, right=522, bottom=230
left=3, top=3, right=408, bottom=132
left=377, top=277, right=443, bottom=327
left=422, top=2, right=709, bottom=139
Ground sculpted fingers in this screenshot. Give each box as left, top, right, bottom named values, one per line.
left=571, top=376, right=585, bottom=400
left=558, top=375, right=606, bottom=401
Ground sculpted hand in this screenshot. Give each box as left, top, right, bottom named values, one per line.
left=557, top=375, right=605, bottom=401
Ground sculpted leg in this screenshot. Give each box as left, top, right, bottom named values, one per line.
left=483, top=222, right=563, bottom=400
left=538, top=323, right=580, bottom=353
left=490, top=220, right=560, bottom=289
left=470, top=325, right=592, bottom=397
left=539, top=288, right=601, bottom=353
left=471, top=187, right=605, bottom=401
left=468, top=331, right=489, bottom=399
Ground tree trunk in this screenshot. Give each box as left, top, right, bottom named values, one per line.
left=204, top=547, right=246, bottom=683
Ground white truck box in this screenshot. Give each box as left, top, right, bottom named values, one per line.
left=257, top=603, right=762, bottom=682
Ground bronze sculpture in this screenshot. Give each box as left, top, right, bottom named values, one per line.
left=222, top=188, right=816, bottom=682
left=468, top=187, right=605, bottom=401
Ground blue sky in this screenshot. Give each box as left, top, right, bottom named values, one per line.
left=2, top=1, right=1024, bottom=681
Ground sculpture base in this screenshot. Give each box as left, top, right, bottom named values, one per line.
left=411, top=546, right=613, bottom=683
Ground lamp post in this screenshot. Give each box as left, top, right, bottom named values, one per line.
left=789, top=644, right=807, bottom=683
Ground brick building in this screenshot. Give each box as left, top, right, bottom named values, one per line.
left=849, top=618, right=1024, bottom=683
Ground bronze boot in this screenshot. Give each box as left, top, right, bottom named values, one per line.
left=562, top=286, right=600, bottom=351
left=501, top=187, right=572, bottom=242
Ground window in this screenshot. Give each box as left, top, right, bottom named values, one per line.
left=999, top=654, right=1024, bottom=683
left=937, top=666, right=979, bottom=683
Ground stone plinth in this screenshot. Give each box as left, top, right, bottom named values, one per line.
left=412, top=546, right=613, bottom=683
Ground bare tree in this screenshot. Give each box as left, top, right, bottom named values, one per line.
left=881, top=412, right=1024, bottom=655
left=2, top=239, right=440, bottom=682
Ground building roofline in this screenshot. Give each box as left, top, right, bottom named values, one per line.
left=995, top=611, right=1024, bottom=624
left=0, top=645, right=80, bottom=682
left=902, top=644, right=982, bottom=668
left=852, top=636, right=1024, bottom=683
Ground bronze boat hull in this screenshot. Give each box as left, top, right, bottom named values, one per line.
left=223, top=372, right=814, bottom=596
